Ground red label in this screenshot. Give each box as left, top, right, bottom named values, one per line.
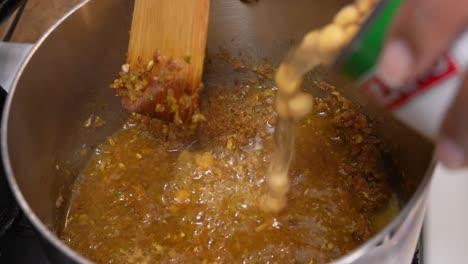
left=361, top=55, right=459, bottom=109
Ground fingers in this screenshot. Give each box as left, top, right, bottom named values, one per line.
left=375, top=0, right=468, bottom=168
left=435, top=74, right=468, bottom=169
left=376, top=0, right=468, bottom=87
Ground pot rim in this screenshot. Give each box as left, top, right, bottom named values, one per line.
left=0, top=0, right=435, bottom=263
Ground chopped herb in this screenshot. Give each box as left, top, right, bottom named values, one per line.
left=93, top=116, right=106, bottom=128
left=184, top=56, right=192, bottom=64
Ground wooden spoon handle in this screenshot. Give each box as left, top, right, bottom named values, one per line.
left=113, top=0, right=210, bottom=124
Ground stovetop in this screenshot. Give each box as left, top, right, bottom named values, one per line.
left=0, top=213, right=51, bottom=263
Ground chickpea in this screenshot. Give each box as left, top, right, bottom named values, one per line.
left=259, top=194, right=287, bottom=214
left=302, top=30, right=320, bottom=49
left=356, top=0, right=377, bottom=14
left=195, top=152, right=214, bottom=170
left=343, top=24, right=360, bottom=44
left=266, top=173, right=289, bottom=196
left=317, top=24, right=345, bottom=57
left=275, top=65, right=301, bottom=96
left=334, top=5, right=360, bottom=27
left=288, top=92, right=314, bottom=120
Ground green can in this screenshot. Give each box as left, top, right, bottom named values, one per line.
left=335, top=0, right=402, bottom=82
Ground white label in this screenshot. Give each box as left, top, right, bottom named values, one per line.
left=359, top=31, right=468, bottom=139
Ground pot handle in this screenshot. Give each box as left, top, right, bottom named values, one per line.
left=0, top=42, right=33, bottom=92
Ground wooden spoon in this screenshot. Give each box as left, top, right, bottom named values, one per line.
left=112, top=0, right=210, bottom=125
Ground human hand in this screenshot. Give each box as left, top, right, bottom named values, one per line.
left=376, top=0, right=468, bottom=169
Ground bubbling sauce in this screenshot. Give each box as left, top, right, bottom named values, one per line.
left=61, top=81, right=394, bottom=263
left=262, top=0, right=378, bottom=213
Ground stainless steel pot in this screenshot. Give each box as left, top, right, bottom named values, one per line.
left=1, top=0, right=435, bottom=263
